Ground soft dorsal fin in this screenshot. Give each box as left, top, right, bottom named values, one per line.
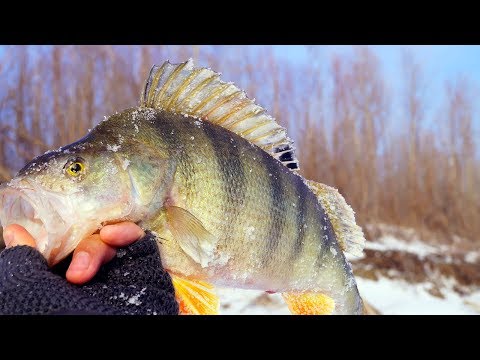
left=306, top=180, right=366, bottom=257
left=140, top=59, right=299, bottom=171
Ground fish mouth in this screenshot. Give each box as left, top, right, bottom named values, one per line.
left=0, top=180, right=75, bottom=265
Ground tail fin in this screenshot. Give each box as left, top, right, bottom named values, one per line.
left=306, top=180, right=366, bottom=257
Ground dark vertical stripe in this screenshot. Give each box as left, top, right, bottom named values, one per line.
left=201, top=121, right=246, bottom=239
left=291, top=176, right=309, bottom=260
left=153, top=111, right=182, bottom=151
left=261, top=151, right=287, bottom=267
left=153, top=111, right=193, bottom=187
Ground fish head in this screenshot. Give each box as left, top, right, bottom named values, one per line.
left=0, top=142, right=135, bottom=266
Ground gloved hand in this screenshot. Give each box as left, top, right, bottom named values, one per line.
left=0, top=230, right=179, bottom=315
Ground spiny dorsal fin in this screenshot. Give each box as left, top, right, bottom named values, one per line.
left=306, top=180, right=365, bottom=257
left=140, top=59, right=299, bottom=171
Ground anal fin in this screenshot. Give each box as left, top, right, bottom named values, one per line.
left=282, top=292, right=335, bottom=315
left=170, top=273, right=219, bottom=315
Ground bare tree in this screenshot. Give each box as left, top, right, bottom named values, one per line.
left=0, top=45, right=479, bottom=245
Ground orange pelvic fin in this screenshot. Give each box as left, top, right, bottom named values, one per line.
left=170, top=274, right=219, bottom=315
left=282, top=292, right=335, bottom=315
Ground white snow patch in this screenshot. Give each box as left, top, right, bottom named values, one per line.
left=215, top=228, right=480, bottom=315
left=216, top=271, right=480, bottom=315
left=122, top=159, right=130, bottom=170
left=364, top=235, right=446, bottom=258
left=107, top=144, right=121, bottom=152
left=330, top=247, right=337, bottom=256
left=217, top=288, right=289, bottom=315
left=465, top=251, right=480, bottom=264
left=127, top=287, right=147, bottom=306
left=244, top=226, right=255, bottom=240
left=217, top=278, right=480, bottom=315
left=357, top=277, right=480, bottom=315
left=213, top=252, right=231, bottom=267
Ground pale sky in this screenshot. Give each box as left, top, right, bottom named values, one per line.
left=272, top=45, right=480, bottom=132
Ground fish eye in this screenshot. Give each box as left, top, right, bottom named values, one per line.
left=65, top=158, right=86, bottom=177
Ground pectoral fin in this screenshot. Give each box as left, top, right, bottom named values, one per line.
left=170, top=274, right=219, bottom=315
left=282, top=292, right=335, bottom=315
left=166, top=206, right=217, bottom=267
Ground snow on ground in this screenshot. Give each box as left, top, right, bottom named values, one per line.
left=217, top=278, right=480, bottom=315
left=216, top=227, right=480, bottom=315
left=364, top=236, right=446, bottom=258
left=357, top=277, right=480, bottom=315
left=465, top=251, right=480, bottom=264
left=218, top=288, right=289, bottom=315
left=344, top=234, right=450, bottom=262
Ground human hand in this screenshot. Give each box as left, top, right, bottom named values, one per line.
left=0, top=228, right=178, bottom=315
left=2, top=222, right=145, bottom=284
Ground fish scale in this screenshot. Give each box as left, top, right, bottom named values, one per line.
left=141, top=114, right=345, bottom=294
left=200, top=122, right=247, bottom=248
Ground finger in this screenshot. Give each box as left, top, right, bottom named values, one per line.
left=3, top=224, right=36, bottom=248
left=99, top=222, right=145, bottom=247
left=66, top=234, right=116, bottom=285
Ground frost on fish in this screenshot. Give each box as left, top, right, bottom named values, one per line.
left=106, top=144, right=121, bottom=152
left=122, top=159, right=130, bottom=170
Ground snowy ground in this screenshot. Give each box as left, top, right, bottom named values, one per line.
left=364, top=236, right=445, bottom=258
left=218, top=288, right=289, bottom=315
left=357, top=277, right=480, bottom=315
left=217, top=231, right=480, bottom=315
left=217, top=278, right=480, bottom=315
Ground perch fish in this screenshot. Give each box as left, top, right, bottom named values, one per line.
left=0, top=60, right=366, bottom=314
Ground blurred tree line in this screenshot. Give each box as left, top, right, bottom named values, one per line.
left=0, top=45, right=478, bottom=243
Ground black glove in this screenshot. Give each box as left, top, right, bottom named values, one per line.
left=0, top=232, right=179, bottom=315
